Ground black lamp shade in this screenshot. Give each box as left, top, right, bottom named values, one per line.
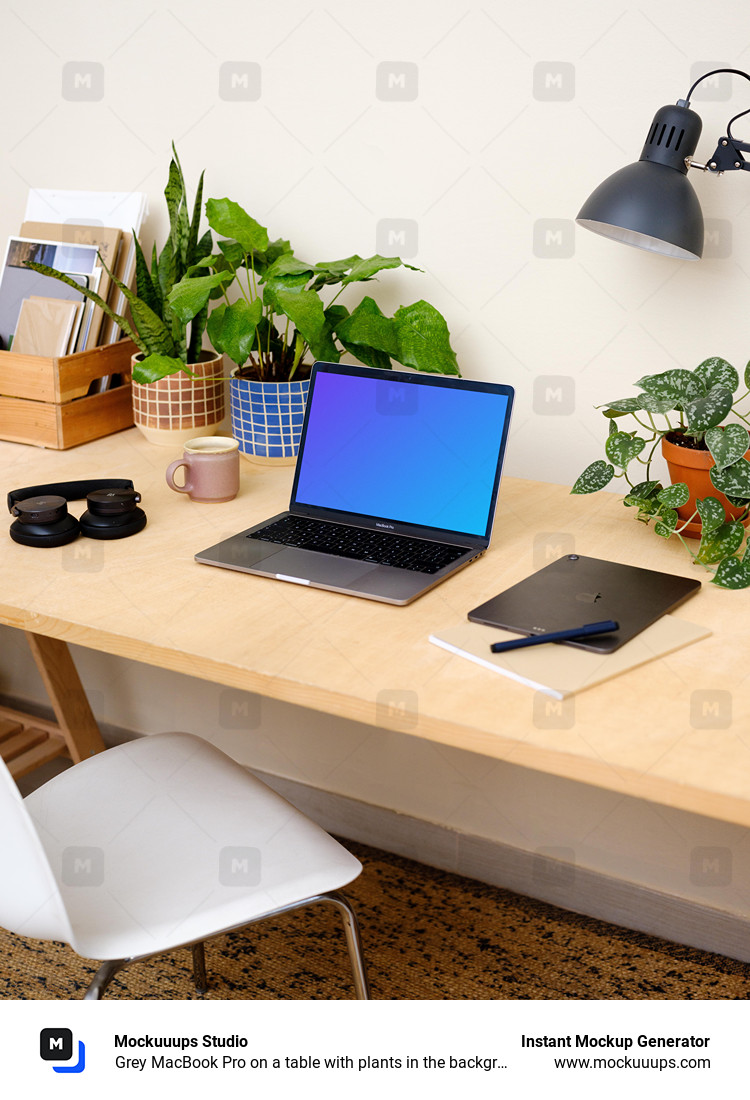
left=577, top=104, right=705, bottom=260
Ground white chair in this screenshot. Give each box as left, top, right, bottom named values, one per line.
left=0, top=731, right=369, bottom=999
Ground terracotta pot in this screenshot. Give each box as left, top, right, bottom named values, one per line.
left=661, top=433, right=750, bottom=539
left=131, top=351, right=225, bottom=446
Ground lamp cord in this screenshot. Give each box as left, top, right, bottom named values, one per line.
left=684, top=68, right=750, bottom=138
left=727, top=106, right=750, bottom=141
left=685, top=67, right=750, bottom=101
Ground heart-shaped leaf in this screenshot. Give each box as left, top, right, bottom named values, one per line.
left=600, top=397, right=643, bottom=415
left=571, top=461, right=615, bottom=494
left=624, top=479, right=661, bottom=514
left=684, top=384, right=734, bottom=434
left=605, top=432, right=645, bottom=468
left=712, top=554, right=750, bottom=589
left=625, top=480, right=661, bottom=504
left=705, top=423, right=750, bottom=470
left=694, top=356, right=740, bottom=394
left=695, top=521, right=745, bottom=564
left=654, top=509, right=678, bottom=538
left=625, top=498, right=659, bottom=518
left=657, top=482, right=689, bottom=508
left=696, top=496, right=726, bottom=533
left=639, top=394, right=681, bottom=414
left=635, top=368, right=705, bottom=408
left=710, top=457, right=750, bottom=498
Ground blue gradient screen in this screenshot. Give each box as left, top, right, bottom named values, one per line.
left=293, top=371, right=511, bottom=537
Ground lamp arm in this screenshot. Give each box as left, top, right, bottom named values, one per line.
left=677, top=69, right=750, bottom=174
left=703, top=134, right=750, bottom=173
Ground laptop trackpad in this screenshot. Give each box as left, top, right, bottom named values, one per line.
left=266, top=547, right=377, bottom=586
left=196, top=534, right=288, bottom=569
left=196, top=536, right=378, bottom=586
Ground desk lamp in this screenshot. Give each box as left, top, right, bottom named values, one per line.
left=576, top=68, right=750, bottom=260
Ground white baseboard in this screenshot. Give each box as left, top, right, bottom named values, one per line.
left=259, top=768, right=750, bottom=965
left=5, top=697, right=747, bottom=964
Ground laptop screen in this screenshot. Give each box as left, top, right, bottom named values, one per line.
left=291, top=364, right=513, bottom=539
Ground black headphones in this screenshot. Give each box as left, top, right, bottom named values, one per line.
left=8, top=479, right=146, bottom=547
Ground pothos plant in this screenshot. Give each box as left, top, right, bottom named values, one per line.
left=571, top=356, right=750, bottom=589
left=160, top=197, right=460, bottom=382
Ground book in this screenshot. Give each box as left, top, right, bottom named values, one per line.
left=71, top=265, right=102, bottom=352
left=65, top=300, right=84, bottom=354
left=23, top=189, right=148, bottom=347
left=20, top=221, right=122, bottom=350
left=11, top=297, right=80, bottom=357
left=98, top=230, right=136, bottom=345
left=0, top=237, right=99, bottom=350
left=428, top=617, right=711, bottom=699
left=24, top=189, right=148, bottom=236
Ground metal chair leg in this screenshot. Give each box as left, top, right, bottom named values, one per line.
left=192, top=941, right=208, bottom=993
left=80, top=894, right=369, bottom=1000
left=83, top=958, right=128, bottom=999
left=317, top=891, right=371, bottom=999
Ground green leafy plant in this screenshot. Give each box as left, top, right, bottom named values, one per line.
left=25, top=145, right=217, bottom=382
left=165, top=197, right=460, bottom=381
left=571, top=356, right=750, bottom=589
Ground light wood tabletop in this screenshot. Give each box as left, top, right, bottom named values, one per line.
left=1, top=429, right=748, bottom=824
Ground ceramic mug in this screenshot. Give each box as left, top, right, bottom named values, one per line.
left=165, top=437, right=240, bottom=503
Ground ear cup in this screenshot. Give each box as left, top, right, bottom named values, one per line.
left=78, top=487, right=147, bottom=540
left=9, top=496, right=80, bottom=547
left=79, top=507, right=147, bottom=540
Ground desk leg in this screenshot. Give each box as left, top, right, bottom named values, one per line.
left=24, top=632, right=106, bottom=761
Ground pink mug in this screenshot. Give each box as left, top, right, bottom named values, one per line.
left=165, top=437, right=240, bottom=503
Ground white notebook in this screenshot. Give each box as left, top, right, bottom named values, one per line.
left=429, top=617, right=711, bottom=699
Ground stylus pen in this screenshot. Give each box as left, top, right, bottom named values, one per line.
left=489, top=619, right=619, bottom=653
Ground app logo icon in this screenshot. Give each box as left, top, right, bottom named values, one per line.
left=40, top=1028, right=86, bottom=1073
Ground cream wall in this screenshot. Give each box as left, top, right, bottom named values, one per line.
left=3, top=0, right=750, bottom=483
left=3, top=0, right=750, bottom=951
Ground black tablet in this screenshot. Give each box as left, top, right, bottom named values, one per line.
left=468, top=555, right=701, bottom=653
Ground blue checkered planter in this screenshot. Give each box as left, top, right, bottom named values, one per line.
left=230, top=376, right=310, bottom=462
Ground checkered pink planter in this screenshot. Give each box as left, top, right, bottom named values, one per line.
left=132, top=352, right=225, bottom=445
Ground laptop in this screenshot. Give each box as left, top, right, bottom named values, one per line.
left=195, top=361, right=515, bottom=604
left=468, top=554, right=701, bottom=652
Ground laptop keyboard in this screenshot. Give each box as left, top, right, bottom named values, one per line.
left=250, top=515, right=469, bottom=574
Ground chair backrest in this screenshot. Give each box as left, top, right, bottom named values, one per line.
left=0, top=757, right=74, bottom=944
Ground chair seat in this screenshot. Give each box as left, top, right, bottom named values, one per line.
left=24, top=732, right=361, bottom=961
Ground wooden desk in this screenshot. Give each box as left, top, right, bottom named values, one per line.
left=1, top=429, right=748, bottom=824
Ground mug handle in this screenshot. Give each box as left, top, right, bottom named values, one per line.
left=165, top=459, right=192, bottom=494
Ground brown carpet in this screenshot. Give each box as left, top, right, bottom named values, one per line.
left=1, top=840, right=748, bottom=1000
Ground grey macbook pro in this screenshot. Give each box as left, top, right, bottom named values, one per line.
left=195, top=361, right=515, bottom=604
left=468, top=554, right=701, bottom=652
